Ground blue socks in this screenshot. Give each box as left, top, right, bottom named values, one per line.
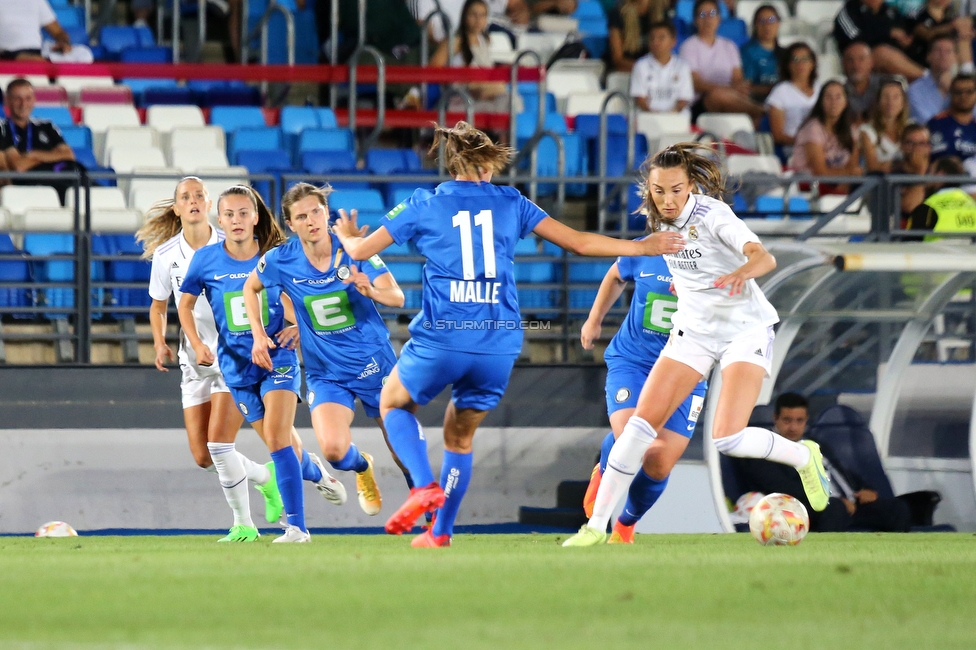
left=329, top=443, right=369, bottom=473
left=300, top=449, right=322, bottom=483
left=271, top=447, right=306, bottom=532
left=599, top=431, right=615, bottom=473
left=618, top=469, right=668, bottom=527
left=432, top=450, right=473, bottom=539
left=383, top=409, right=434, bottom=487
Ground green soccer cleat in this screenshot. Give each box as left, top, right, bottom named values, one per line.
left=561, top=525, right=607, bottom=547
left=796, top=440, right=830, bottom=512
left=255, top=461, right=284, bottom=523
left=218, top=525, right=259, bottom=543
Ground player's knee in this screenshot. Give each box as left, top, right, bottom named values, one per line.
left=193, top=453, right=212, bottom=469
left=321, top=441, right=348, bottom=462
left=711, top=420, right=742, bottom=439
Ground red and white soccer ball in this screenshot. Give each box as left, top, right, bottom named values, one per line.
left=35, top=521, right=78, bottom=538
left=748, top=493, right=809, bottom=546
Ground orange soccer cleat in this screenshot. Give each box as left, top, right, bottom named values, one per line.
left=582, top=464, right=602, bottom=518
left=410, top=529, right=451, bottom=548
left=384, top=482, right=446, bottom=535
left=607, top=520, right=635, bottom=544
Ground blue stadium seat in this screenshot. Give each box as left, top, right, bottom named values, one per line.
left=60, top=125, right=92, bottom=151
left=227, top=126, right=283, bottom=163
left=754, top=195, right=811, bottom=219
left=517, top=83, right=558, bottom=116
left=23, top=234, right=75, bottom=317
left=302, top=150, right=358, bottom=175
left=99, top=26, right=140, bottom=59
left=568, top=260, right=613, bottom=309
left=516, top=111, right=568, bottom=139
left=514, top=237, right=557, bottom=310
left=43, top=24, right=89, bottom=47
left=123, top=78, right=179, bottom=105
left=0, top=235, right=31, bottom=312
left=32, top=106, right=75, bottom=128
left=365, top=149, right=422, bottom=175
left=134, top=25, right=155, bottom=47
left=281, top=106, right=320, bottom=137
left=202, top=85, right=261, bottom=107
left=105, top=234, right=151, bottom=313
left=717, top=19, right=749, bottom=47
left=295, top=128, right=355, bottom=166
left=329, top=188, right=385, bottom=212
left=55, top=6, right=84, bottom=29
left=211, top=106, right=266, bottom=134
left=143, top=86, right=194, bottom=105
left=236, top=149, right=291, bottom=173
left=383, top=180, right=435, bottom=210
left=120, top=47, right=173, bottom=63
left=383, top=249, right=424, bottom=309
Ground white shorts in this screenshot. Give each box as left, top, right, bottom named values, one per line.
left=180, top=365, right=230, bottom=409
left=660, top=324, right=775, bottom=378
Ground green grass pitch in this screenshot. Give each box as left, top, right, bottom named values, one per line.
left=1, top=533, right=974, bottom=649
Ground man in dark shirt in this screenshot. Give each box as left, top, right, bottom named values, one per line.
left=731, top=393, right=911, bottom=532
left=833, top=0, right=924, bottom=80
left=0, top=78, right=76, bottom=201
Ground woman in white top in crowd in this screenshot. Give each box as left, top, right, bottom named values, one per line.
left=860, top=78, right=910, bottom=173
left=139, top=177, right=282, bottom=542
left=766, top=42, right=820, bottom=148
left=563, top=144, right=831, bottom=547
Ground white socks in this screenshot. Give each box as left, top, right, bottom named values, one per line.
left=207, top=442, right=254, bottom=528
left=713, top=427, right=810, bottom=468
left=587, top=416, right=657, bottom=532
left=238, top=452, right=271, bottom=485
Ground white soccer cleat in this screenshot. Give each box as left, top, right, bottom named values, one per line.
left=309, top=452, right=348, bottom=505
left=272, top=525, right=311, bottom=543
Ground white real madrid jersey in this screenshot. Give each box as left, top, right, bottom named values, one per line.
left=658, top=194, right=779, bottom=338
left=148, top=227, right=224, bottom=376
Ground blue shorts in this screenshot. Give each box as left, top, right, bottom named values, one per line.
left=605, top=357, right=707, bottom=438
left=229, top=363, right=302, bottom=423
left=306, top=349, right=396, bottom=419
left=397, top=340, right=518, bottom=411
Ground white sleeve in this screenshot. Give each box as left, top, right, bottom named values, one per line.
left=148, top=252, right=172, bottom=302
left=678, top=62, right=694, bottom=102
left=764, top=83, right=787, bottom=110
left=38, top=0, right=57, bottom=25
left=630, top=59, right=649, bottom=98
left=712, top=207, right=761, bottom=255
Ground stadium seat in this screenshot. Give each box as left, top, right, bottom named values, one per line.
left=99, top=26, right=140, bottom=59
left=0, top=234, right=31, bottom=311
left=514, top=237, right=557, bottom=310
left=200, top=85, right=262, bottom=107
left=120, top=47, right=173, bottom=64
left=82, top=104, right=140, bottom=133
left=101, top=126, right=158, bottom=166
left=696, top=112, right=755, bottom=139
left=605, top=72, right=631, bottom=96
left=65, top=187, right=128, bottom=212
left=210, top=106, right=266, bottom=133
left=168, top=126, right=226, bottom=159
left=103, top=234, right=152, bottom=312
left=60, top=125, right=93, bottom=151
left=173, top=148, right=230, bottom=173
left=228, top=127, right=283, bottom=164
left=329, top=189, right=385, bottom=213
left=294, top=128, right=355, bottom=166
left=146, top=105, right=207, bottom=134
left=54, top=5, right=84, bottom=28
left=565, top=92, right=628, bottom=117
left=57, top=76, right=115, bottom=102
left=32, top=106, right=75, bottom=128
left=129, top=181, right=178, bottom=214
left=33, top=85, right=69, bottom=106
left=365, top=149, right=422, bottom=175
left=123, top=77, right=179, bottom=105
left=143, top=87, right=194, bottom=105
left=302, top=150, right=358, bottom=175
left=236, top=149, right=290, bottom=174
left=109, top=147, right=167, bottom=174
left=726, top=154, right=784, bottom=177
left=717, top=18, right=749, bottom=47
left=544, top=69, right=602, bottom=113
left=23, top=233, right=75, bottom=316
left=90, top=209, right=142, bottom=232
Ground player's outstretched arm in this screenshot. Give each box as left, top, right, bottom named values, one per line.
left=334, top=208, right=396, bottom=260
left=177, top=293, right=215, bottom=366
left=243, top=271, right=275, bottom=371
left=581, top=263, right=626, bottom=350
left=344, top=267, right=405, bottom=308
left=713, top=242, right=777, bottom=296
left=149, top=298, right=174, bottom=372
left=532, top=217, right=684, bottom=257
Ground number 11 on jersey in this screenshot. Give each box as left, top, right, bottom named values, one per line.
left=450, top=209, right=501, bottom=304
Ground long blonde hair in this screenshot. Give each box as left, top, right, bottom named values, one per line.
left=638, top=143, right=726, bottom=232
left=216, top=184, right=287, bottom=255
left=621, top=0, right=668, bottom=54
left=430, top=120, right=514, bottom=177
left=136, top=176, right=207, bottom=259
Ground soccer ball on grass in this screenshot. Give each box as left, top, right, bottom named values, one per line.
left=748, top=493, right=809, bottom=546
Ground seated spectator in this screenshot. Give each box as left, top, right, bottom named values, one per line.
left=0, top=78, right=77, bottom=201
left=765, top=43, right=819, bottom=148
left=608, top=0, right=669, bottom=73
left=740, top=4, right=786, bottom=103
left=430, top=0, right=512, bottom=113
left=679, top=0, right=764, bottom=124
left=790, top=80, right=863, bottom=180
left=860, top=78, right=910, bottom=172
left=411, top=0, right=465, bottom=42
left=842, top=41, right=885, bottom=123
left=928, top=73, right=976, bottom=161
left=730, top=393, right=911, bottom=533
left=906, top=156, right=976, bottom=236
left=629, top=21, right=694, bottom=114
left=890, top=123, right=932, bottom=222
left=904, top=0, right=973, bottom=66
left=0, top=0, right=72, bottom=61
left=908, top=34, right=974, bottom=124
left=833, top=0, right=924, bottom=81
left=322, top=0, right=421, bottom=64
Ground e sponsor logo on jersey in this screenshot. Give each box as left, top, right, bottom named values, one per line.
left=367, top=255, right=384, bottom=270
left=614, top=387, right=631, bottom=403
left=223, top=290, right=270, bottom=332
left=304, top=290, right=357, bottom=332
left=642, top=291, right=678, bottom=334
left=386, top=202, right=407, bottom=220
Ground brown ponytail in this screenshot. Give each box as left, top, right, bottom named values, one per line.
left=217, top=185, right=287, bottom=255
left=637, top=143, right=726, bottom=233
left=136, top=176, right=207, bottom=259
left=430, top=120, right=515, bottom=177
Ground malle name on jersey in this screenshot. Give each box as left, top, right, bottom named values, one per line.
left=450, top=280, right=501, bottom=304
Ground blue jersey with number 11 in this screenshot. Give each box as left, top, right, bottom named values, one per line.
left=381, top=181, right=548, bottom=355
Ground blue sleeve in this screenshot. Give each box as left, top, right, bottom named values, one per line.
left=518, top=196, right=550, bottom=238
left=740, top=45, right=758, bottom=83
left=181, top=251, right=206, bottom=297
left=381, top=195, right=420, bottom=245
left=256, top=248, right=282, bottom=289
left=361, top=253, right=390, bottom=282
left=616, top=255, right=634, bottom=282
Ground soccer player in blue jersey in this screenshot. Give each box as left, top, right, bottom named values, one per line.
left=140, top=177, right=283, bottom=542
left=332, top=121, right=686, bottom=547
left=242, top=182, right=400, bottom=518
left=179, top=185, right=343, bottom=543
left=578, top=253, right=708, bottom=543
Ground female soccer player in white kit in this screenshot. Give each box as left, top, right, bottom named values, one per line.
left=140, top=177, right=283, bottom=542
left=563, top=144, right=831, bottom=546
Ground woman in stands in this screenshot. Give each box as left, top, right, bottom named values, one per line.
left=332, top=121, right=685, bottom=547
left=242, top=182, right=395, bottom=521
left=140, top=177, right=283, bottom=543
left=179, top=184, right=344, bottom=543
left=563, top=143, right=831, bottom=546
left=608, top=0, right=670, bottom=73
left=859, top=78, right=910, bottom=173
left=678, top=0, right=765, bottom=125
left=789, top=80, right=863, bottom=185
left=739, top=4, right=785, bottom=103
left=766, top=42, right=820, bottom=152
left=429, top=0, right=511, bottom=114
left=577, top=242, right=708, bottom=543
